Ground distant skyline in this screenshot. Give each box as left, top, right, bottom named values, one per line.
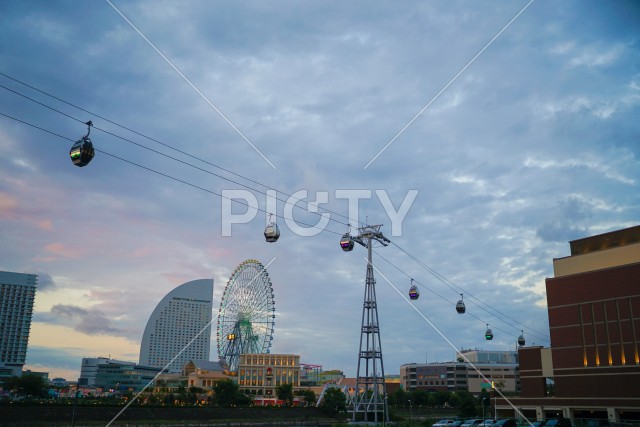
left=1, top=1, right=639, bottom=380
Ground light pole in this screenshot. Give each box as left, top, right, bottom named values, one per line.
left=70, top=383, right=80, bottom=427
left=494, top=393, right=497, bottom=420
left=409, top=399, right=413, bottom=424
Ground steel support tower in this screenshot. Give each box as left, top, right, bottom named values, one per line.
left=351, top=224, right=390, bottom=423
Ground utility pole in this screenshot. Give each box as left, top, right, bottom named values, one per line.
left=345, top=224, right=390, bottom=424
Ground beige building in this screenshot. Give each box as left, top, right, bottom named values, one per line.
left=237, top=353, right=301, bottom=402
left=183, top=360, right=227, bottom=389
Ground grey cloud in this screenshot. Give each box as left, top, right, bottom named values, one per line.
left=36, top=272, right=56, bottom=291
left=50, top=304, right=122, bottom=336
left=536, top=196, right=592, bottom=243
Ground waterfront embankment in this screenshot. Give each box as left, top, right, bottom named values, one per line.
left=0, top=405, right=345, bottom=427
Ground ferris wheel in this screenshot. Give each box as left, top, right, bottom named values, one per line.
left=217, top=259, right=275, bottom=374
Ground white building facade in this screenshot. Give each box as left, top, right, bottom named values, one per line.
left=0, top=271, right=37, bottom=377
left=401, top=350, right=520, bottom=394
left=139, top=279, right=213, bottom=373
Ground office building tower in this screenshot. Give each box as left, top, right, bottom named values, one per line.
left=79, top=356, right=135, bottom=386
left=0, top=271, right=37, bottom=377
left=139, top=279, right=213, bottom=373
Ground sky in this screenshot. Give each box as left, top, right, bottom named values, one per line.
left=1, top=0, right=639, bottom=381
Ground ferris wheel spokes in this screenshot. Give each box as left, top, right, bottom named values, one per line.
left=216, top=259, right=276, bottom=375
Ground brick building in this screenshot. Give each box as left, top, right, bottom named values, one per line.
left=496, top=225, right=640, bottom=423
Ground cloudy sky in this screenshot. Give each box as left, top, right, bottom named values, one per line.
left=1, top=0, right=639, bottom=381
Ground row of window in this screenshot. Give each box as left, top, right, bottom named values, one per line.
left=238, top=379, right=297, bottom=387
left=239, top=369, right=297, bottom=377
left=418, top=380, right=446, bottom=386
left=240, top=356, right=298, bottom=366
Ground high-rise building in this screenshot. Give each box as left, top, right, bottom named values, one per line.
left=139, top=279, right=213, bottom=373
left=0, top=271, right=37, bottom=377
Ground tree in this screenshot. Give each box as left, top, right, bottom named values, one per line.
left=177, top=384, right=187, bottom=405
left=212, top=379, right=238, bottom=407
left=456, top=391, right=477, bottom=417
left=211, top=379, right=250, bottom=407
left=319, top=387, right=347, bottom=415
left=276, top=383, right=294, bottom=406
left=434, top=390, right=451, bottom=407
left=449, top=392, right=461, bottom=408
left=301, top=389, right=316, bottom=406
left=408, top=389, right=429, bottom=406
left=1, top=373, right=49, bottom=398
left=164, top=392, right=176, bottom=406
left=479, top=388, right=490, bottom=408
left=390, top=387, right=407, bottom=406
left=426, top=392, right=436, bottom=408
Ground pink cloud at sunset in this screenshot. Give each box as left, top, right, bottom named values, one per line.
left=44, top=242, right=82, bottom=258
left=0, top=192, right=18, bottom=216
left=35, top=219, right=54, bottom=231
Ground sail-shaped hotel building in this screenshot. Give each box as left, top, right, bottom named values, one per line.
left=139, top=279, right=213, bottom=373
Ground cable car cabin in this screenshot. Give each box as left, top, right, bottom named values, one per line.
left=485, top=326, right=493, bottom=341
left=264, top=222, right=280, bottom=242
left=409, top=285, right=420, bottom=300
left=518, top=331, right=525, bottom=346
left=69, top=137, right=95, bottom=167
left=455, top=293, right=466, bottom=313
left=340, top=234, right=354, bottom=251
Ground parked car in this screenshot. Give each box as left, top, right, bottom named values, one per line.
left=530, top=421, right=545, bottom=427
left=493, top=419, right=517, bottom=427
left=478, top=419, right=496, bottom=427
left=433, top=420, right=458, bottom=427
left=462, top=419, right=484, bottom=427
left=451, top=421, right=464, bottom=427
left=544, top=419, right=572, bottom=427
